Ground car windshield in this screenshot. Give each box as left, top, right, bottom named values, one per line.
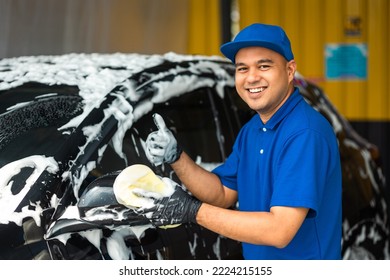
left=0, top=84, right=83, bottom=167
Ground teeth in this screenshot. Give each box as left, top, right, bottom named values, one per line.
left=249, top=87, right=265, bottom=93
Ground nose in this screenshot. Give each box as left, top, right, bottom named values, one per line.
left=246, top=68, right=261, bottom=84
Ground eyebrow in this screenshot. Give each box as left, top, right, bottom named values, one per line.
left=235, top=58, right=274, bottom=67
left=257, top=58, right=274, bottom=64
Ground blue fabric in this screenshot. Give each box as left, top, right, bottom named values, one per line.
left=212, top=88, right=342, bottom=259
left=220, top=23, right=294, bottom=62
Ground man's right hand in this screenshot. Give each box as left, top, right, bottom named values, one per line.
left=145, top=113, right=182, bottom=166
left=133, top=179, right=202, bottom=227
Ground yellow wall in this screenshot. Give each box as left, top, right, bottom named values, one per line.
left=187, top=0, right=222, bottom=56
left=233, top=0, right=390, bottom=121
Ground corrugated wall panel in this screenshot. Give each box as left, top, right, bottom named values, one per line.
left=367, top=0, right=389, bottom=120
left=236, top=0, right=389, bottom=121
left=340, top=0, right=367, bottom=120
left=187, top=0, right=221, bottom=55
left=323, top=0, right=345, bottom=111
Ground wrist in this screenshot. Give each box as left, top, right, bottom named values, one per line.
left=193, top=202, right=206, bottom=224
left=166, top=145, right=183, bottom=164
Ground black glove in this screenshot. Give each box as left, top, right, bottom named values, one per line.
left=135, top=185, right=202, bottom=227
left=145, top=113, right=183, bottom=166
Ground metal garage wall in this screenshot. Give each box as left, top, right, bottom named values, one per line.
left=187, top=0, right=222, bottom=56
left=236, top=0, right=390, bottom=121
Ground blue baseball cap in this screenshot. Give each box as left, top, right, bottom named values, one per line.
left=220, top=23, right=294, bottom=63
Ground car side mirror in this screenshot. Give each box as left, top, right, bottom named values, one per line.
left=78, top=171, right=150, bottom=227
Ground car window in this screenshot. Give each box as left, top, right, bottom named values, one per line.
left=92, top=88, right=226, bottom=180
left=211, top=87, right=255, bottom=158
left=136, top=89, right=223, bottom=163
left=225, top=87, right=256, bottom=127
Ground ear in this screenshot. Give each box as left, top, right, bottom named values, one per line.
left=287, top=60, right=297, bottom=81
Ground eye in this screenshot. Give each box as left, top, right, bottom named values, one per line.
left=259, top=64, right=270, bottom=70
left=236, top=66, right=248, bottom=72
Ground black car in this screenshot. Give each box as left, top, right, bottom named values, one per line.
left=0, top=52, right=388, bottom=260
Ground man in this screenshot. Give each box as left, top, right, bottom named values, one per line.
left=139, top=23, right=342, bottom=260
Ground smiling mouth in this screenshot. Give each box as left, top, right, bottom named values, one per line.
left=248, top=87, right=266, bottom=93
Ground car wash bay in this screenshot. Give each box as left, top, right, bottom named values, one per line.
left=1, top=0, right=389, bottom=242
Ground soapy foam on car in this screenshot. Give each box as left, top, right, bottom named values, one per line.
left=0, top=53, right=234, bottom=259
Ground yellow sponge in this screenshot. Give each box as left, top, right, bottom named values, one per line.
left=113, top=164, right=173, bottom=208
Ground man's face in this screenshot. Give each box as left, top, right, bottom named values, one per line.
left=234, top=46, right=296, bottom=123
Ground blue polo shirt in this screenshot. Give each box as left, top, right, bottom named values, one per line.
left=212, top=88, right=342, bottom=259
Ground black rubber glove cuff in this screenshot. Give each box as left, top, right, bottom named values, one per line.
left=165, top=145, right=183, bottom=164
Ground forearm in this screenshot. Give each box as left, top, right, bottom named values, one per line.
left=196, top=204, right=309, bottom=248
left=171, top=152, right=235, bottom=208
left=196, top=203, right=276, bottom=246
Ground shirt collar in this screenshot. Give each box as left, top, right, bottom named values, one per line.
left=259, top=87, right=302, bottom=130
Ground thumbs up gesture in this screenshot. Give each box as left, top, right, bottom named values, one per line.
left=145, top=113, right=182, bottom=166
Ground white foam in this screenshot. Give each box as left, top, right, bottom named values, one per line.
left=0, top=155, right=58, bottom=226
